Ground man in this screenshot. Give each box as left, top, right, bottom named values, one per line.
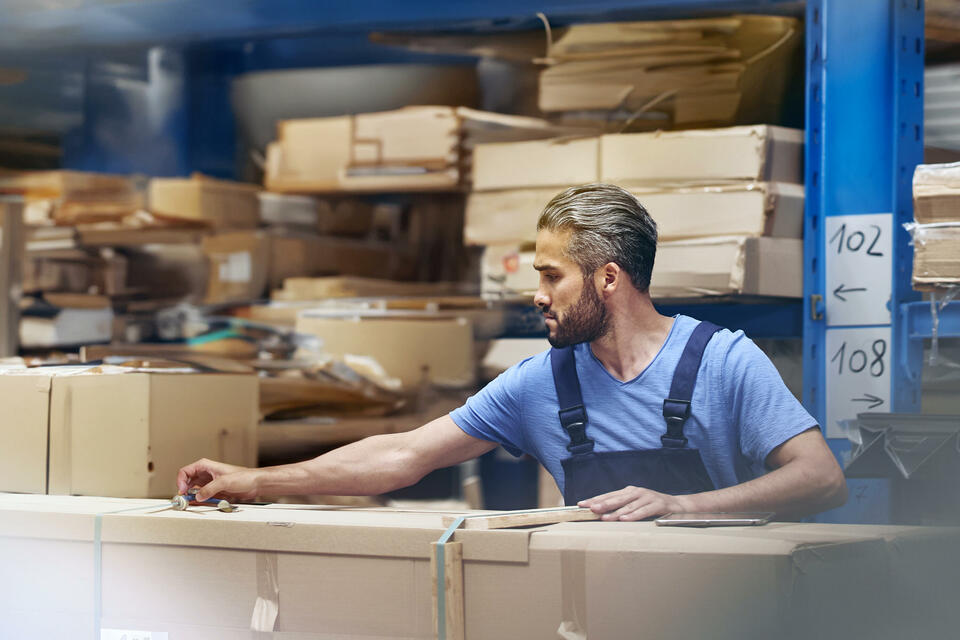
left=179, top=184, right=847, bottom=521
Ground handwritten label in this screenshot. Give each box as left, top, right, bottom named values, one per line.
left=824, top=213, right=892, bottom=327
left=825, top=327, right=891, bottom=438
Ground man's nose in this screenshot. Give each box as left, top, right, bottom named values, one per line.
left=534, top=287, right=550, bottom=310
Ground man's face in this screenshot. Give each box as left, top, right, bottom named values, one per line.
left=533, top=229, right=609, bottom=348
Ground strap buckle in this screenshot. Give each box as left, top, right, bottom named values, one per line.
left=563, top=420, right=595, bottom=454
left=661, top=398, right=691, bottom=448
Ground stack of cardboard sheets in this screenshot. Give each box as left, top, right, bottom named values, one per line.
left=539, top=15, right=802, bottom=130
left=264, top=105, right=587, bottom=193
left=911, top=162, right=960, bottom=289
left=469, top=125, right=805, bottom=299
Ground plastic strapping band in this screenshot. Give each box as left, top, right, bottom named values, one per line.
left=93, top=503, right=164, bottom=640
left=434, top=506, right=589, bottom=639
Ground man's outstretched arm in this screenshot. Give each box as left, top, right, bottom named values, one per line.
left=579, top=427, right=848, bottom=521
left=178, top=414, right=498, bottom=502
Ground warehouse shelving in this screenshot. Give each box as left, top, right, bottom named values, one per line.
left=0, top=1, right=936, bottom=522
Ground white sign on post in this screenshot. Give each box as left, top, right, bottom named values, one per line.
left=824, top=213, right=893, bottom=327
left=824, top=326, right=892, bottom=438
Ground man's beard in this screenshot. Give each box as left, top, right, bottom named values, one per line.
left=546, top=281, right=609, bottom=348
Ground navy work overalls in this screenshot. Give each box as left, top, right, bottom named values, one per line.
left=550, top=320, right=722, bottom=506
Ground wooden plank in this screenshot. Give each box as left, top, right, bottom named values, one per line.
left=431, top=541, right=464, bottom=640
left=0, top=200, right=24, bottom=357
left=258, top=394, right=467, bottom=456
left=441, top=506, right=599, bottom=530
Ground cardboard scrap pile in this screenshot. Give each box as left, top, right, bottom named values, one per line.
left=470, top=125, right=805, bottom=299
left=538, top=15, right=802, bottom=130
left=911, top=162, right=960, bottom=290
left=1, top=494, right=958, bottom=639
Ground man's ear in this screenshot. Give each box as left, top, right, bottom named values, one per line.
left=599, top=262, right=621, bottom=293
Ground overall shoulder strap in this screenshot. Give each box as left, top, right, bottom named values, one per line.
left=549, top=346, right=595, bottom=454
left=662, top=321, right=723, bottom=448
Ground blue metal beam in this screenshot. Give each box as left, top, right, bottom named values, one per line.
left=806, top=0, right=925, bottom=525
left=0, top=1, right=802, bottom=53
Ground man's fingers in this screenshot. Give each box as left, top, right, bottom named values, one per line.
left=614, top=501, right=664, bottom=522
left=194, top=477, right=225, bottom=502
left=578, top=487, right=630, bottom=508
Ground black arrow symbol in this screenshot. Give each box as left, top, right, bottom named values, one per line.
left=833, top=284, right=867, bottom=302
left=851, top=393, right=884, bottom=410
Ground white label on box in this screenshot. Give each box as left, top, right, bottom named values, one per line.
left=825, top=326, right=891, bottom=438
left=824, top=213, right=892, bottom=326
left=101, top=631, right=168, bottom=640
left=218, top=251, right=252, bottom=283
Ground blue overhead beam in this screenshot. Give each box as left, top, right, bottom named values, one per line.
left=0, top=0, right=802, bottom=53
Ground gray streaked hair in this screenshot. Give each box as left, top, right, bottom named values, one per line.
left=537, top=183, right=658, bottom=291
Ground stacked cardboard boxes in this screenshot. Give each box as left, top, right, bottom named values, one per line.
left=1, top=495, right=958, bottom=639
left=911, top=162, right=960, bottom=289
left=469, top=125, right=805, bottom=298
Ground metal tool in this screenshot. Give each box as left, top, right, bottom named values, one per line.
left=170, top=488, right=236, bottom=513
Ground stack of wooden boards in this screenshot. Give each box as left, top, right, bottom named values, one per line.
left=911, top=162, right=960, bottom=290
left=2, top=494, right=958, bottom=639
left=470, top=124, right=805, bottom=299
left=538, top=15, right=802, bottom=130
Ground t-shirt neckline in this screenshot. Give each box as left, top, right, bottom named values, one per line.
left=582, top=315, right=683, bottom=387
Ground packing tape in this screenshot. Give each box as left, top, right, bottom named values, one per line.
left=557, top=549, right=588, bottom=640
left=93, top=503, right=167, bottom=640
left=434, top=506, right=588, bottom=639
left=435, top=516, right=465, bottom=640
left=250, top=552, right=280, bottom=633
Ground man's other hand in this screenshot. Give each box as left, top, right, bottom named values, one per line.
left=176, top=458, right=261, bottom=502
left=578, top=485, right=692, bottom=521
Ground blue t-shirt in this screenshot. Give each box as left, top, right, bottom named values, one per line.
left=450, top=315, right=817, bottom=497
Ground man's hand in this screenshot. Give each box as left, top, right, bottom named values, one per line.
left=579, top=485, right=693, bottom=521
left=177, top=458, right=261, bottom=502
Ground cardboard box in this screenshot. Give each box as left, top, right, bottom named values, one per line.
left=19, top=307, right=114, bottom=348
left=912, top=161, right=960, bottom=223
left=310, top=237, right=420, bottom=281
left=265, top=230, right=323, bottom=291
left=481, top=243, right=539, bottom=295
left=651, top=236, right=803, bottom=298
left=202, top=231, right=270, bottom=304
left=149, top=174, right=260, bottom=229
left=273, top=276, right=467, bottom=301
left=0, top=170, right=141, bottom=225
left=911, top=223, right=960, bottom=289
left=482, top=236, right=803, bottom=299
left=472, top=137, right=600, bottom=191
left=465, top=182, right=804, bottom=245
left=601, top=125, right=804, bottom=185
left=265, top=107, right=462, bottom=193
left=0, top=368, right=258, bottom=496
left=1, top=495, right=958, bottom=639
left=257, top=192, right=319, bottom=228
left=296, top=310, right=475, bottom=389
left=22, top=250, right=127, bottom=296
